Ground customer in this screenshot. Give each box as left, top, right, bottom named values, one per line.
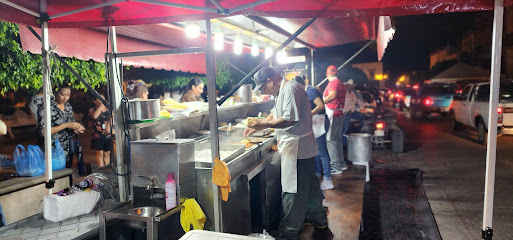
left=126, top=79, right=150, bottom=100
left=29, top=91, right=43, bottom=121
left=181, top=77, right=204, bottom=102
left=37, top=84, right=86, bottom=174
left=294, top=76, right=333, bottom=190
left=323, top=65, right=348, bottom=175
left=245, top=67, right=328, bottom=239
left=342, top=79, right=365, bottom=146
left=89, top=94, right=112, bottom=168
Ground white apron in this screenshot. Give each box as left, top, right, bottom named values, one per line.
left=274, top=79, right=314, bottom=193
left=277, top=129, right=313, bottom=193
left=325, top=107, right=342, bottom=139
left=312, top=114, right=326, bottom=138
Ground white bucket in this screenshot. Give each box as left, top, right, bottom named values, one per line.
left=348, top=133, right=372, bottom=164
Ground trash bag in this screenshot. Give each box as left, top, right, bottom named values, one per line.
left=13, top=145, right=45, bottom=177
left=51, top=140, right=66, bottom=171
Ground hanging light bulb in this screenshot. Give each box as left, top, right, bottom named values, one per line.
left=265, top=46, right=273, bottom=59
left=214, top=28, right=224, bottom=51
left=251, top=40, right=259, bottom=57
left=277, top=50, right=287, bottom=64
left=233, top=35, right=243, bottom=55
left=185, top=22, right=200, bottom=38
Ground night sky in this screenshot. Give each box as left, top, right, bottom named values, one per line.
left=382, top=12, right=482, bottom=76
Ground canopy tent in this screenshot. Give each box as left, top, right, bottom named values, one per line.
left=1, top=0, right=511, bottom=238
left=427, top=62, right=491, bottom=84
left=1, top=0, right=512, bottom=28
left=17, top=15, right=382, bottom=73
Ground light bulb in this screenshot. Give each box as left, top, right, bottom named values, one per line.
left=265, top=46, right=273, bottom=59
left=277, top=50, right=287, bottom=64
left=185, top=22, right=200, bottom=38
left=233, top=36, right=243, bottom=55
left=214, top=29, right=224, bottom=51
left=251, top=41, right=259, bottom=57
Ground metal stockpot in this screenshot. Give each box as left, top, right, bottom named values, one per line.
left=234, top=84, right=253, bottom=103
left=347, top=133, right=372, bottom=164
left=128, top=99, right=160, bottom=121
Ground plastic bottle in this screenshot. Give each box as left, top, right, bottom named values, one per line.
left=165, top=173, right=177, bottom=210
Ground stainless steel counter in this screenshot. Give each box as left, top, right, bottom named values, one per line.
left=128, top=101, right=274, bottom=140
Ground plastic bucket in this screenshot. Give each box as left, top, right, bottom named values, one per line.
left=347, top=133, right=372, bottom=164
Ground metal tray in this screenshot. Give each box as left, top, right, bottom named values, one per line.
left=194, top=142, right=245, bottom=167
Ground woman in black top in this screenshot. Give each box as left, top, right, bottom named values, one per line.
left=89, top=94, right=112, bottom=168
left=37, top=85, right=85, bottom=172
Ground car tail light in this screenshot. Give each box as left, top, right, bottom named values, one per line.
left=424, top=98, right=433, bottom=106
left=376, top=122, right=385, bottom=130
left=395, top=93, right=401, bottom=98
left=497, top=107, right=503, bottom=114
left=413, top=84, right=419, bottom=90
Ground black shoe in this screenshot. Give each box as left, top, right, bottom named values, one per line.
left=312, top=226, right=334, bottom=239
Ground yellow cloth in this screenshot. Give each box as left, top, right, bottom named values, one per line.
left=212, top=158, right=231, bottom=201
left=180, top=199, right=206, bottom=233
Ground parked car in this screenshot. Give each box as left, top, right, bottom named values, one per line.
left=450, top=80, right=513, bottom=144
left=409, top=84, right=454, bottom=118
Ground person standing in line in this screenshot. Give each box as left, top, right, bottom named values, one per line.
left=126, top=79, right=151, bottom=100
left=342, top=79, right=365, bottom=146
left=245, top=67, right=328, bottom=239
left=294, top=76, right=333, bottom=190
left=89, top=93, right=112, bottom=168
left=323, top=65, right=348, bottom=175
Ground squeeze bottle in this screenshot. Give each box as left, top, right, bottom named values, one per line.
left=165, top=173, right=177, bottom=210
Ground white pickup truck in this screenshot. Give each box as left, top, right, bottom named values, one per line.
left=450, top=80, right=513, bottom=144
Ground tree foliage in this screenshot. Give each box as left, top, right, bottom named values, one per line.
left=0, top=21, right=106, bottom=95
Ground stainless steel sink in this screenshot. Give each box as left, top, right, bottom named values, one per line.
left=124, top=206, right=164, bottom=229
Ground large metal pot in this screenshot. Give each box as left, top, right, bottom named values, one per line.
left=128, top=99, right=160, bottom=121
left=347, top=133, right=372, bottom=164
left=234, top=84, right=253, bottom=103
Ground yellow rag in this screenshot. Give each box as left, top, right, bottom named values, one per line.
left=180, top=199, right=206, bottom=233
left=212, top=158, right=231, bottom=201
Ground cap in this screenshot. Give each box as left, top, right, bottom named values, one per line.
left=345, top=79, right=354, bottom=85
left=326, top=65, right=337, bottom=75
left=253, top=66, right=279, bottom=91
left=135, top=79, right=152, bottom=88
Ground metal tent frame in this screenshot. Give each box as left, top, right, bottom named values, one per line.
left=0, top=0, right=507, bottom=238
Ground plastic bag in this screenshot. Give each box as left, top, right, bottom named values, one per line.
left=51, top=140, right=66, bottom=171
left=249, top=230, right=275, bottom=239
left=13, top=145, right=45, bottom=177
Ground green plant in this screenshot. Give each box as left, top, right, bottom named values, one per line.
left=0, top=21, right=106, bottom=95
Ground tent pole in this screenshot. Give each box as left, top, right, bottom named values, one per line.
left=205, top=19, right=223, bottom=232
left=49, top=0, right=125, bottom=19
left=40, top=0, right=53, bottom=194
left=310, top=49, right=315, bottom=86
left=108, top=26, right=129, bottom=203
left=482, top=0, right=504, bottom=239
left=315, top=40, right=374, bottom=88
left=0, top=0, right=39, bottom=17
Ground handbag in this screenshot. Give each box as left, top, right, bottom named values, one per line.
left=13, top=145, right=45, bottom=177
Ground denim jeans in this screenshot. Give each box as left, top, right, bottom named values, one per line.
left=326, top=113, right=347, bottom=172
left=315, top=133, right=331, bottom=181
left=342, top=111, right=364, bottom=146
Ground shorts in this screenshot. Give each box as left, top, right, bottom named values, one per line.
left=91, top=137, right=113, bottom=151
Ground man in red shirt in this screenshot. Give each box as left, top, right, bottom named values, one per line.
left=323, top=65, right=348, bottom=174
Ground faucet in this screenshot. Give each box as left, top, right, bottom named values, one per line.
left=145, top=176, right=160, bottom=199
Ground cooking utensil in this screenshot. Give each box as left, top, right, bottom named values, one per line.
left=234, top=84, right=253, bottom=103
left=128, top=99, right=161, bottom=121
left=124, top=206, right=164, bottom=229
